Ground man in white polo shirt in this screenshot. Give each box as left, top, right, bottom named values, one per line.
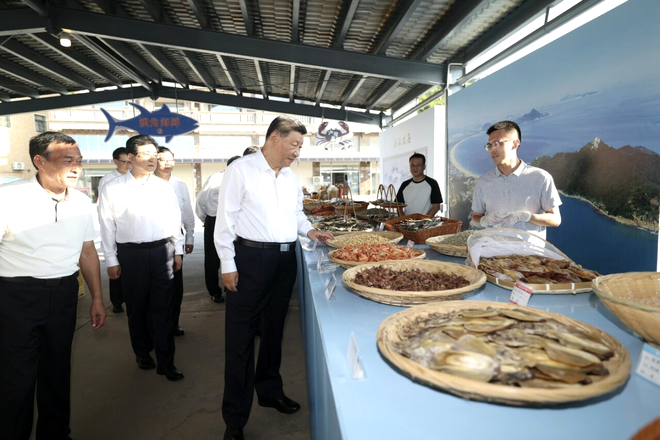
left=471, top=120, right=562, bottom=239
left=0, top=132, right=106, bottom=440
left=396, top=152, right=442, bottom=216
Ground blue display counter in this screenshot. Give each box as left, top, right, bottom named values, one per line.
left=296, top=242, right=659, bottom=440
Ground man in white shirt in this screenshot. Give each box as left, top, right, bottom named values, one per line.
left=97, top=146, right=131, bottom=314
left=196, top=149, right=257, bottom=304
left=0, top=132, right=106, bottom=440
left=396, top=152, right=442, bottom=216
left=98, top=135, right=185, bottom=381
left=215, top=117, right=333, bottom=440
left=155, top=146, right=195, bottom=336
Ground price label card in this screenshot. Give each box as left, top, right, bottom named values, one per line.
left=636, top=343, right=660, bottom=387
left=377, top=223, right=385, bottom=232
left=325, top=275, right=336, bottom=300
left=316, top=252, right=324, bottom=271
left=510, top=281, right=533, bottom=306
left=347, top=332, right=365, bottom=380
left=406, top=239, right=415, bottom=248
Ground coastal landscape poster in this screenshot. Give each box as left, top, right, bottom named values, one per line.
left=447, top=0, right=659, bottom=274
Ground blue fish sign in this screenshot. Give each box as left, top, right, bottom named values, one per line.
left=101, top=103, right=199, bottom=143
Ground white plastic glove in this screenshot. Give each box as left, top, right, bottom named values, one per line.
left=479, top=212, right=508, bottom=228
left=498, top=211, right=532, bottom=228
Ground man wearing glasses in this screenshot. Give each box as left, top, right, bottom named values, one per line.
left=97, top=147, right=131, bottom=314
left=98, top=135, right=185, bottom=381
left=471, top=120, right=561, bottom=239
left=396, top=152, right=442, bottom=216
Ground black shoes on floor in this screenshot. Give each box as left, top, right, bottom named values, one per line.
left=212, top=293, right=225, bottom=303
left=257, top=395, right=301, bottom=414
left=173, top=326, right=185, bottom=336
left=157, top=364, right=184, bottom=381
left=112, top=304, right=124, bottom=313
left=223, top=427, right=244, bottom=440
left=136, top=355, right=156, bottom=370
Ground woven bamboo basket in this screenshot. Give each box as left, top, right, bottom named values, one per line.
left=326, top=231, right=404, bottom=249
left=329, top=247, right=426, bottom=269
left=592, top=272, right=660, bottom=348
left=312, top=221, right=373, bottom=236
left=384, top=214, right=462, bottom=243
left=426, top=234, right=469, bottom=258
left=377, top=300, right=631, bottom=405
left=342, top=260, right=486, bottom=306
left=466, top=228, right=596, bottom=294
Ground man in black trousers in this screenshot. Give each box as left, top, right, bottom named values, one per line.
left=98, top=135, right=184, bottom=381
left=0, top=132, right=106, bottom=440
left=214, top=117, right=332, bottom=440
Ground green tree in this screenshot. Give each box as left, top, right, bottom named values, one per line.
left=417, top=86, right=446, bottom=114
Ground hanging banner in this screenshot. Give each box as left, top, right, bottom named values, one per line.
left=315, top=121, right=353, bottom=150
left=101, top=103, right=199, bottom=143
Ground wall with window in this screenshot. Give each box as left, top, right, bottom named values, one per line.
left=0, top=113, right=39, bottom=181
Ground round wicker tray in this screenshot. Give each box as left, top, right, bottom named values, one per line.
left=329, top=247, right=425, bottom=269
left=592, top=272, right=660, bottom=348
left=426, top=234, right=468, bottom=257
left=342, top=260, right=486, bottom=306
left=326, top=231, right=404, bottom=249
left=377, top=300, right=631, bottom=405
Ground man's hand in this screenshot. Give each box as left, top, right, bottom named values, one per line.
left=90, top=298, right=107, bottom=330
left=479, top=212, right=508, bottom=228
left=222, top=271, right=239, bottom=292
left=185, top=244, right=194, bottom=254
left=174, top=255, right=183, bottom=272
left=107, top=265, right=121, bottom=279
left=308, top=229, right=334, bottom=244
left=499, top=211, right=532, bottom=228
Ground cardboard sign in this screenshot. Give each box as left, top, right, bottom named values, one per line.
left=636, top=343, right=660, bottom=387
left=347, top=332, right=365, bottom=379
left=510, top=281, right=533, bottom=306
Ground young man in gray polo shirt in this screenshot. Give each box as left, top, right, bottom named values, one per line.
left=471, top=120, right=561, bottom=239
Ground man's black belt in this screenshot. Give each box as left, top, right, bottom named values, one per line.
left=235, top=236, right=296, bottom=252
left=0, top=271, right=79, bottom=287
left=117, top=238, right=169, bottom=249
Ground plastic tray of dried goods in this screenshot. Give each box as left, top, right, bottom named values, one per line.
left=342, top=260, right=486, bottom=306
left=377, top=300, right=630, bottom=405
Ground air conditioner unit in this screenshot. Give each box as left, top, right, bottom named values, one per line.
left=312, top=176, right=322, bottom=185
left=12, top=162, right=26, bottom=171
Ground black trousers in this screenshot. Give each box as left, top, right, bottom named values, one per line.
left=0, top=276, right=78, bottom=440
left=204, top=216, right=222, bottom=297
left=118, top=242, right=175, bottom=366
left=222, top=242, right=297, bottom=429
left=109, top=276, right=124, bottom=306
left=172, top=255, right=183, bottom=328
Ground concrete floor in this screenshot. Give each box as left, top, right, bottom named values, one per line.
left=52, top=232, right=311, bottom=440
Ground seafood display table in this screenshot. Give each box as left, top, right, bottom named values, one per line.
left=296, top=242, right=660, bottom=440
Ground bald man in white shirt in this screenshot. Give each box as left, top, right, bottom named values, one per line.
left=215, top=116, right=333, bottom=440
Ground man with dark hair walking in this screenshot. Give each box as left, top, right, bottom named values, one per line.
left=0, top=132, right=106, bottom=439
left=215, top=116, right=333, bottom=440
left=98, top=146, right=131, bottom=314
left=396, top=152, right=443, bottom=216
left=98, top=134, right=185, bottom=381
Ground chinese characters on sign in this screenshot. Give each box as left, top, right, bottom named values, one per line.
left=394, top=133, right=412, bottom=148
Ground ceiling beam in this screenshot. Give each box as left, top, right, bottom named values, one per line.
left=254, top=60, right=267, bottom=98
left=0, top=8, right=47, bottom=36
left=20, top=0, right=47, bottom=16
left=390, top=84, right=433, bottom=113
left=0, top=90, right=10, bottom=102
left=0, top=76, right=39, bottom=98
left=0, top=86, right=152, bottom=116
left=71, top=34, right=152, bottom=91
left=372, top=0, right=424, bottom=55
left=158, top=88, right=379, bottom=125
left=365, top=80, right=396, bottom=110
left=216, top=55, right=241, bottom=95
left=238, top=0, right=254, bottom=36
left=289, top=65, right=295, bottom=102
left=101, top=39, right=162, bottom=83
left=186, top=0, right=211, bottom=30
left=28, top=33, right=122, bottom=87
left=38, top=7, right=444, bottom=84
left=0, top=39, right=96, bottom=90
left=292, top=0, right=300, bottom=43
left=0, top=58, right=68, bottom=94
left=341, top=77, right=365, bottom=108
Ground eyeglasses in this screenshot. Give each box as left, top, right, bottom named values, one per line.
left=116, top=159, right=131, bottom=165
left=484, top=139, right=515, bottom=150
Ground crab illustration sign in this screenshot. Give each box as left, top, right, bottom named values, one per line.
left=315, top=121, right=353, bottom=150
left=101, top=103, right=199, bottom=143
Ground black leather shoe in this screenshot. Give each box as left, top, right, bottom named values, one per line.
left=173, top=326, right=185, bottom=336
left=212, top=293, right=225, bottom=303
left=112, top=304, right=124, bottom=313
left=223, top=427, right=244, bottom=440
left=136, top=355, right=156, bottom=370
left=258, top=395, right=300, bottom=414
left=157, top=364, right=184, bottom=381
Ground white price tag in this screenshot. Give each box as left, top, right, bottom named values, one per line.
left=347, top=332, right=365, bottom=380
left=377, top=223, right=385, bottom=232
left=510, top=281, right=533, bottom=306
left=325, top=275, right=336, bottom=300
left=312, top=240, right=318, bottom=252
left=636, top=343, right=660, bottom=387
left=317, top=252, right=325, bottom=271
left=406, top=239, right=415, bottom=248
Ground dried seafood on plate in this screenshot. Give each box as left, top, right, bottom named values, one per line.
left=352, top=265, right=469, bottom=291
left=313, top=218, right=373, bottom=234
left=397, top=217, right=445, bottom=231
left=330, top=243, right=424, bottom=264
left=326, top=231, right=403, bottom=248
left=478, top=254, right=600, bottom=285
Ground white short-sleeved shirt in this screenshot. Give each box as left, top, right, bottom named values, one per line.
left=0, top=175, right=96, bottom=278
left=471, top=160, right=561, bottom=238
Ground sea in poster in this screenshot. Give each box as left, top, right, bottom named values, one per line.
left=447, top=0, right=659, bottom=275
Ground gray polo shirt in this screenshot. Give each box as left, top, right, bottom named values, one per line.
left=471, top=160, right=561, bottom=239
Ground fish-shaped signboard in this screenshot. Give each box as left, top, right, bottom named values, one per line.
left=101, top=103, right=199, bottom=143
